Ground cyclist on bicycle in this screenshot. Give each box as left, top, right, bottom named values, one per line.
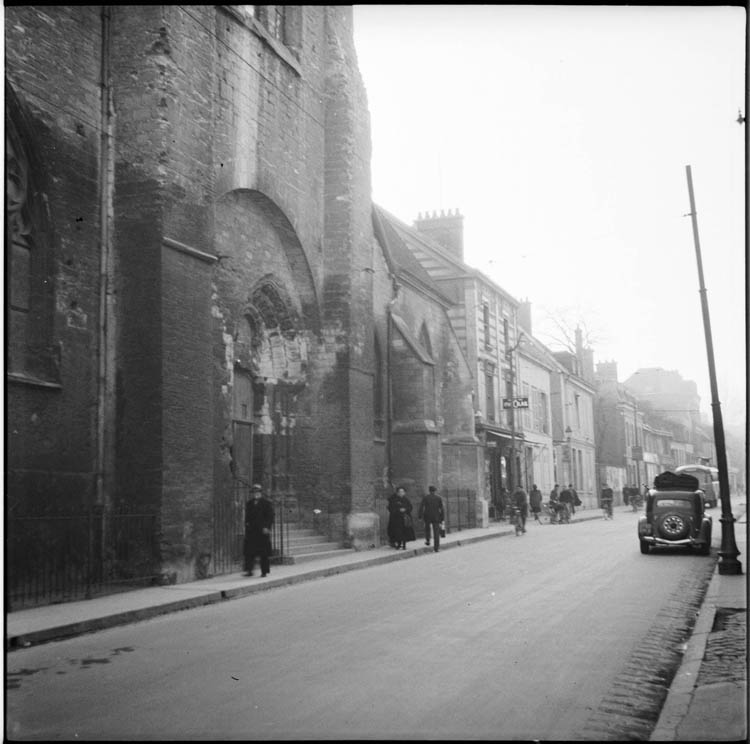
left=512, top=485, right=528, bottom=533
left=600, top=483, right=614, bottom=519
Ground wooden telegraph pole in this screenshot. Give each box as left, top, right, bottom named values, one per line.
left=685, top=164, right=742, bottom=574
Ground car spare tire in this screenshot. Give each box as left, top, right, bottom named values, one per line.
left=656, top=513, right=690, bottom=540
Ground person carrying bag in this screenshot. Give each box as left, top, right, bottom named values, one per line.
left=418, top=485, right=445, bottom=552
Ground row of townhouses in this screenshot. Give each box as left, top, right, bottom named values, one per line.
left=5, top=5, right=729, bottom=609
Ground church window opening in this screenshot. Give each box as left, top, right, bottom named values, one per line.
left=5, top=115, right=56, bottom=384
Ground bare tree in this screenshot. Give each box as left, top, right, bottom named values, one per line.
left=534, top=305, right=608, bottom=354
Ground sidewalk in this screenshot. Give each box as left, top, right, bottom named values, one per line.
left=650, top=498, right=747, bottom=742
left=10, top=514, right=603, bottom=649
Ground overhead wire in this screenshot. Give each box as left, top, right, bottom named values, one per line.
left=7, top=6, right=356, bottom=150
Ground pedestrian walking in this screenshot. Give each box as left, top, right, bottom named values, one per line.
left=600, top=482, right=614, bottom=520
left=548, top=483, right=561, bottom=520
left=512, top=485, right=528, bottom=532
left=569, top=484, right=581, bottom=514
left=529, top=484, right=543, bottom=523
left=387, top=486, right=414, bottom=550
left=244, top=483, right=275, bottom=577
left=418, top=485, right=444, bottom=552
left=559, top=484, right=573, bottom=518
left=623, top=485, right=631, bottom=507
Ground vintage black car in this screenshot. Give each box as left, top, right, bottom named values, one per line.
left=637, top=471, right=712, bottom=555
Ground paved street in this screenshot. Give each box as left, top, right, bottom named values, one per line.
left=6, top=509, right=718, bottom=740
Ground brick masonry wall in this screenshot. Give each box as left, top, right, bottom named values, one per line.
left=5, top=7, right=104, bottom=511
left=381, top=279, right=479, bottom=499
left=6, top=6, right=456, bottom=582
left=108, top=7, right=341, bottom=576
left=160, top=244, right=216, bottom=581
left=110, top=6, right=170, bottom=519
left=319, top=6, right=376, bottom=523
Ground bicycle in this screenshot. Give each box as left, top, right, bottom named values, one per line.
left=545, top=501, right=569, bottom=525
left=509, top=506, right=525, bottom=535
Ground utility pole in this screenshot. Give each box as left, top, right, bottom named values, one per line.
left=685, top=164, right=742, bottom=575
left=633, top=397, right=643, bottom=492
left=509, top=349, right=516, bottom=489
left=506, top=331, right=526, bottom=489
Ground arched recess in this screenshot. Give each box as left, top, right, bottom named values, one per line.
left=5, top=80, right=57, bottom=383
left=215, top=188, right=320, bottom=334
left=229, top=275, right=307, bottom=499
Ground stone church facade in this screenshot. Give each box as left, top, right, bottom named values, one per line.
left=6, top=5, right=480, bottom=599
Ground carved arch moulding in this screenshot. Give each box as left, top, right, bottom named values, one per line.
left=231, top=277, right=309, bottom=386
left=215, top=187, right=320, bottom=334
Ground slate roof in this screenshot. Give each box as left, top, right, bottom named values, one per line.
left=372, top=204, right=453, bottom=305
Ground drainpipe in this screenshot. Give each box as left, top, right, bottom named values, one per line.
left=96, top=5, right=113, bottom=508
left=385, top=279, right=400, bottom=492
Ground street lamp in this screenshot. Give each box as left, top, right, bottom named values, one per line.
left=685, top=165, right=742, bottom=575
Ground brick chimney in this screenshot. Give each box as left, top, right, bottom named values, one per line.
left=596, top=360, right=619, bottom=383
left=413, top=209, right=464, bottom=261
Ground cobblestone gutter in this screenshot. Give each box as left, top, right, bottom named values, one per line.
left=576, top=556, right=718, bottom=741
left=697, top=608, right=747, bottom=686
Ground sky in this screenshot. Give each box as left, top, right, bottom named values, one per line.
left=352, top=5, right=746, bottom=431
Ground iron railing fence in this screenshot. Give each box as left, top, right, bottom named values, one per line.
left=10, top=483, right=463, bottom=609
left=269, top=492, right=291, bottom=565
left=375, top=487, right=477, bottom=544
left=6, top=504, right=160, bottom=611
left=443, top=489, right=477, bottom=532
left=212, top=480, right=246, bottom=575
left=215, top=481, right=345, bottom=570
left=216, top=480, right=293, bottom=569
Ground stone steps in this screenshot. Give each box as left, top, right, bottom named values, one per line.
left=281, top=526, right=353, bottom=565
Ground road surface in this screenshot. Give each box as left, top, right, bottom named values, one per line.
left=6, top=507, right=717, bottom=740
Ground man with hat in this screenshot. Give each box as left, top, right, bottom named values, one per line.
left=244, top=483, right=275, bottom=577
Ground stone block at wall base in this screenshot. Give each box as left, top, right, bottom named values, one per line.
left=347, top=511, right=380, bottom=550
left=157, top=558, right=198, bottom=586
left=477, top=497, right=489, bottom=528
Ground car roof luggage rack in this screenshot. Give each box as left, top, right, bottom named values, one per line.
left=653, top=471, right=700, bottom=491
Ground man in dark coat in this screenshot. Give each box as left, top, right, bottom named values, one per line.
left=418, top=485, right=445, bottom=552
left=512, top=485, right=528, bottom=532
left=568, top=483, right=580, bottom=514
left=244, top=483, right=274, bottom=577
left=529, top=484, right=543, bottom=523
left=600, top=482, right=614, bottom=520
left=559, top=485, right=573, bottom=520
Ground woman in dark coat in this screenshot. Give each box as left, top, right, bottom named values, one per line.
left=387, top=486, right=414, bottom=550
